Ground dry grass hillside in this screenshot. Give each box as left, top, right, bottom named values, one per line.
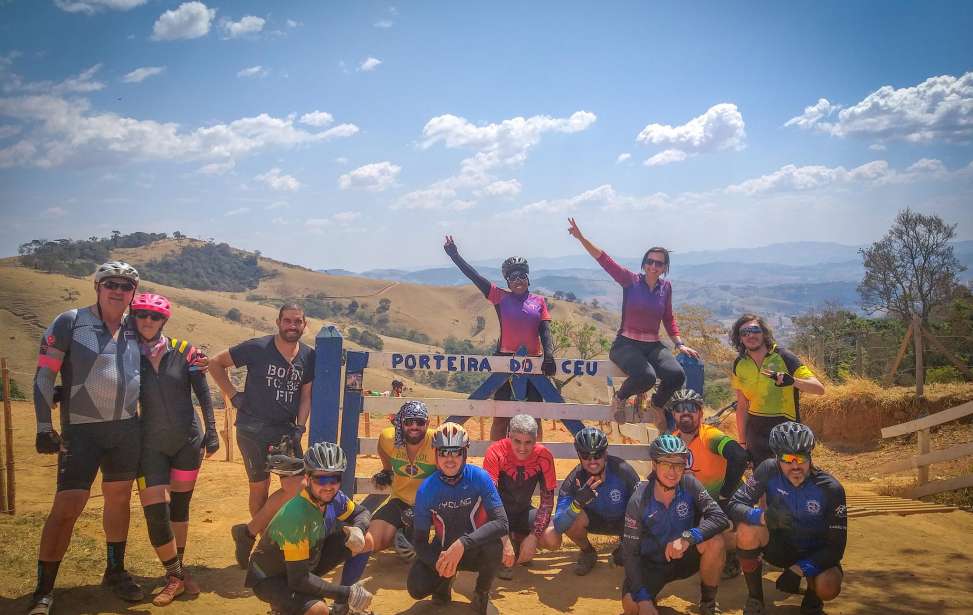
left=0, top=241, right=624, bottom=404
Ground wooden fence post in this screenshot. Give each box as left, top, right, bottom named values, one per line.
left=913, top=315, right=928, bottom=485
left=886, top=321, right=914, bottom=385
left=1, top=359, right=14, bottom=514
left=222, top=393, right=234, bottom=463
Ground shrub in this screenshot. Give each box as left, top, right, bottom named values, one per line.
left=226, top=308, right=242, bottom=322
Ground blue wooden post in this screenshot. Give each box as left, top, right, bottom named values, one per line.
left=339, top=350, right=369, bottom=495
left=678, top=354, right=704, bottom=396
left=310, top=326, right=343, bottom=445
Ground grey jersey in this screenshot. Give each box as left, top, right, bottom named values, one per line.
left=34, top=306, right=141, bottom=430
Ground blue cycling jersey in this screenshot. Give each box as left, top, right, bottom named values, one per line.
left=413, top=464, right=508, bottom=564
left=729, top=459, right=847, bottom=577
left=554, top=456, right=640, bottom=532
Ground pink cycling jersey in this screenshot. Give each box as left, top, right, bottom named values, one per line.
left=597, top=251, right=680, bottom=342
left=487, top=284, right=551, bottom=355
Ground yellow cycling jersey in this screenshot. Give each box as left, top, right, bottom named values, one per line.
left=377, top=425, right=437, bottom=506
left=732, top=344, right=814, bottom=421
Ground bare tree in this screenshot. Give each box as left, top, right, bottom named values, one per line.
left=859, top=208, right=965, bottom=324
left=549, top=320, right=611, bottom=391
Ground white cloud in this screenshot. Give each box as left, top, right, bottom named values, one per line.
left=300, top=111, right=334, bottom=127
left=199, top=160, right=234, bottom=175
left=723, top=159, right=958, bottom=195
left=616, top=152, right=631, bottom=163
left=0, top=82, right=360, bottom=169
left=335, top=156, right=349, bottom=164
left=266, top=201, right=289, bottom=210
left=338, top=161, right=400, bottom=191
left=152, top=2, right=215, bottom=41
left=306, top=211, right=362, bottom=232
left=237, top=65, right=268, bottom=78
left=286, top=19, right=301, bottom=28
left=271, top=216, right=288, bottom=225
left=644, top=149, right=688, bottom=167
left=478, top=179, right=522, bottom=198
left=2, top=64, right=105, bottom=95
left=54, top=0, right=145, bottom=14
left=225, top=207, right=250, bottom=216
left=122, top=66, right=165, bottom=84
left=222, top=15, right=265, bottom=39
left=636, top=103, right=745, bottom=165
left=785, top=71, right=973, bottom=143
left=359, top=57, right=382, bottom=72
left=869, top=143, right=887, bottom=151
left=333, top=211, right=361, bottom=223
left=255, top=168, right=301, bottom=191
left=43, top=206, right=67, bottom=217
left=0, top=125, right=20, bottom=139
left=503, top=184, right=682, bottom=218
left=374, top=20, right=393, bottom=28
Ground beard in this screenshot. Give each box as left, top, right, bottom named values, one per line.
left=404, top=430, right=426, bottom=445
left=280, top=329, right=303, bottom=342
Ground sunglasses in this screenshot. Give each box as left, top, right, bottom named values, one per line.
left=134, top=310, right=165, bottom=321
left=506, top=271, right=529, bottom=281
left=778, top=453, right=809, bottom=465
left=101, top=280, right=136, bottom=292
left=403, top=418, right=428, bottom=427
left=672, top=403, right=701, bottom=414
left=644, top=258, right=667, bottom=269
left=740, top=325, right=763, bottom=336
left=656, top=460, right=688, bottom=473
left=309, top=474, right=342, bottom=485
left=578, top=450, right=606, bottom=461
left=437, top=448, right=465, bottom=458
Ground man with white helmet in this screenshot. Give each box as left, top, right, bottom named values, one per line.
left=729, top=422, right=847, bottom=615
left=408, top=422, right=508, bottom=614
left=246, top=442, right=375, bottom=615
left=29, top=261, right=145, bottom=614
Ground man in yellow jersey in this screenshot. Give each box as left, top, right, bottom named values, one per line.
left=364, top=400, right=437, bottom=559
left=730, top=314, right=825, bottom=468
left=668, top=389, right=749, bottom=580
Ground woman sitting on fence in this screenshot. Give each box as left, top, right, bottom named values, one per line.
left=444, top=235, right=555, bottom=440
left=567, top=218, right=699, bottom=432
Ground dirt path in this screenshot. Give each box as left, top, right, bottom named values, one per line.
left=1, top=401, right=972, bottom=614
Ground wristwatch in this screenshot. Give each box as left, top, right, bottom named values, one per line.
left=680, top=530, right=696, bottom=545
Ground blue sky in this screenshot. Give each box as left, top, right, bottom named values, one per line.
left=1, top=0, right=971, bottom=270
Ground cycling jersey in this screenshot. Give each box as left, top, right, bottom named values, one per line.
left=412, top=464, right=508, bottom=565
left=34, top=307, right=140, bottom=429
left=229, top=335, right=315, bottom=430
left=483, top=438, right=557, bottom=537
left=139, top=337, right=215, bottom=455
left=729, top=459, right=847, bottom=577
left=596, top=251, right=680, bottom=343
left=621, top=473, right=730, bottom=602
left=246, top=489, right=369, bottom=599
left=486, top=284, right=551, bottom=356
left=685, top=424, right=746, bottom=499
left=377, top=425, right=437, bottom=506
left=732, top=344, right=814, bottom=421
left=554, top=455, right=640, bottom=533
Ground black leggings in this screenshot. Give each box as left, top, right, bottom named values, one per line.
left=609, top=336, right=685, bottom=408
left=407, top=540, right=502, bottom=599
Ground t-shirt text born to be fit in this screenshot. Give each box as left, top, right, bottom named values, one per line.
left=229, top=335, right=315, bottom=427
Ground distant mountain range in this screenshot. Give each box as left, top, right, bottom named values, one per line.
left=319, top=240, right=973, bottom=322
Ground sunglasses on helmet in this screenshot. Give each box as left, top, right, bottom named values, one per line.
left=101, top=280, right=136, bottom=292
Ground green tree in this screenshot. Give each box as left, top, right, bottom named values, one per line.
left=549, top=320, right=611, bottom=390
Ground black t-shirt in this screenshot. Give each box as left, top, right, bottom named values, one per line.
left=230, top=335, right=315, bottom=429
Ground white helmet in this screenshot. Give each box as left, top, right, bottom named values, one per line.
left=94, top=261, right=140, bottom=285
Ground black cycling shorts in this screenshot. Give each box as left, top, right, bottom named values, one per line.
left=586, top=509, right=626, bottom=537
left=622, top=546, right=702, bottom=601
left=57, top=417, right=140, bottom=492
left=237, top=425, right=302, bottom=483
left=138, top=439, right=203, bottom=489
left=745, top=415, right=791, bottom=468
left=252, top=577, right=321, bottom=615
left=508, top=507, right=538, bottom=536
left=372, top=497, right=412, bottom=529
left=763, top=531, right=843, bottom=576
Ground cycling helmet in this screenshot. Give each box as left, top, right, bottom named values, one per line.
left=304, top=441, right=348, bottom=473
left=393, top=528, right=416, bottom=561
left=501, top=256, right=529, bottom=279
left=649, top=433, right=691, bottom=460
left=432, top=422, right=469, bottom=450
left=94, top=261, right=140, bottom=285
left=666, top=388, right=704, bottom=410
left=131, top=293, right=171, bottom=319
left=574, top=426, right=609, bottom=456
left=769, top=421, right=815, bottom=456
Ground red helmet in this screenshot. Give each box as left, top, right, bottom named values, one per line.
left=132, top=293, right=171, bottom=319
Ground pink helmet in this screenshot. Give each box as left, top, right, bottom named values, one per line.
left=132, top=293, right=171, bottom=319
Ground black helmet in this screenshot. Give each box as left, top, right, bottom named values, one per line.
left=649, top=434, right=691, bottom=461
left=666, top=388, right=704, bottom=410
left=501, top=257, right=529, bottom=279
left=574, top=426, right=608, bottom=456
left=769, top=421, right=815, bottom=456
left=304, top=441, right=348, bottom=473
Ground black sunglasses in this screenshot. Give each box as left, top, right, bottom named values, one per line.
left=403, top=418, right=428, bottom=427
left=101, top=280, right=136, bottom=292
left=134, top=310, right=165, bottom=321
left=310, top=474, right=342, bottom=485
left=437, top=448, right=465, bottom=458
left=643, top=258, right=666, bottom=269
left=506, top=271, right=529, bottom=281
left=672, top=403, right=701, bottom=414
left=579, top=450, right=606, bottom=461
left=740, top=325, right=763, bottom=336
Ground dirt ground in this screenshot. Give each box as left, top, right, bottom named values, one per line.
left=1, top=401, right=973, bottom=614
